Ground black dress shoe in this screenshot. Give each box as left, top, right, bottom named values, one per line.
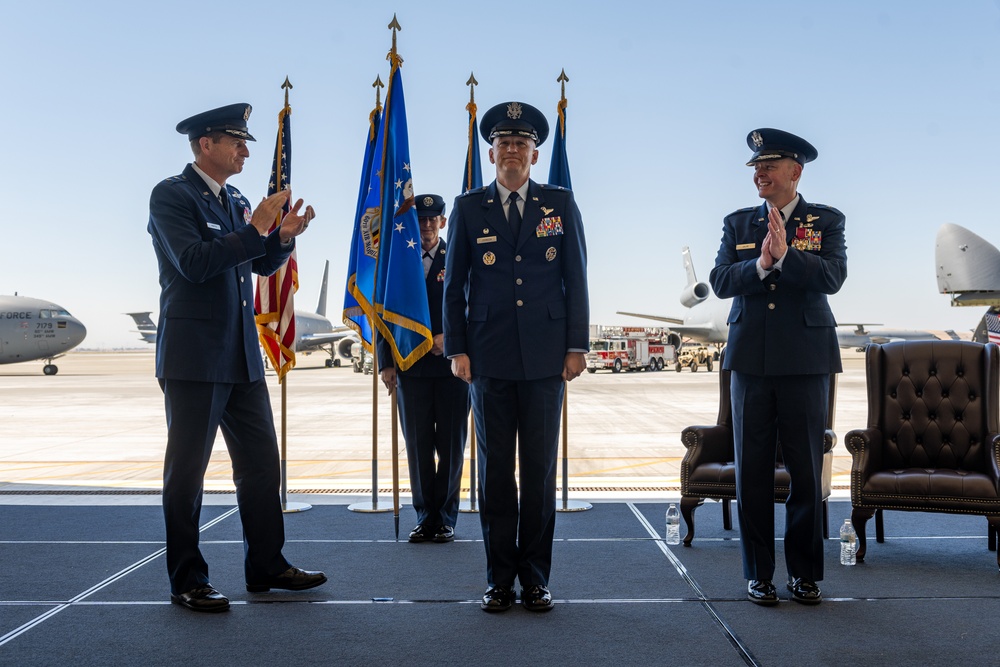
left=171, top=585, right=230, bottom=613
left=480, top=585, right=514, bottom=612
left=408, top=524, right=433, bottom=543
left=787, top=577, right=822, bottom=605
left=521, top=585, right=554, bottom=612
left=433, top=525, right=455, bottom=543
left=246, top=566, right=328, bottom=593
left=747, top=579, right=778, bottom=606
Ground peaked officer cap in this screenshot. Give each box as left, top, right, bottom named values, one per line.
left=746, top=128, right=816, bottom=166
left=480, top=101, right=549, bottom=147
left=176, top=103, right=256, bottom=142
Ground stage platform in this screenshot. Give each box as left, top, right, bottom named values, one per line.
left=2, top=498, right=998, bottom=666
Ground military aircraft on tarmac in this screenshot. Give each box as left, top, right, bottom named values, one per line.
left=936, top=222, right=1000, bottom=344
left=0, top=294, right=87, bottom=375
left=619, top=246, right=975, bottom=352
left=128, top=261, right=359, bottom=367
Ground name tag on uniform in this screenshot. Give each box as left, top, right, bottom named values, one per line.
left=737, top=242, right=755, bottom=250
left=207, top=222, right=221, bottom=230
left=477, top=236, right=497, bottom=244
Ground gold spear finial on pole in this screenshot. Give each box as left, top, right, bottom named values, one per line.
left=373, top=75, right=384, bottom=109
left=557, top=68, right=569, bottom=102
left=387, top=14, right=403, bottom=66
left=282, top=76, right=293, bottom=108
left=466, top=71, right=478, bottom=104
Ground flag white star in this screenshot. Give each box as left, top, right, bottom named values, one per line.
left=395, top=178, right=403, bottom=189
left=394, top=222, right=404, bottom=233
left=406, top=239, right=416, bottom=249
left=403, top=163, right=411, bottom=172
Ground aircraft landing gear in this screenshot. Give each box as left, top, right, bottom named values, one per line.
left=43, top=364, right=58, bottom=375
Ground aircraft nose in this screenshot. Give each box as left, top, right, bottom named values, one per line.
left=65, top=319, right=87, bottom=348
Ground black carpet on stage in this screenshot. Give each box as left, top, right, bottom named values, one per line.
left=2, top=500, right=999, bottom=666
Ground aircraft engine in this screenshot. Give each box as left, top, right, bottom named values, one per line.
left=336, top=337, right=356, bottom=360
left=665, top=332, right=682, bottom=349
left=680, top=281, right=711, bottom=309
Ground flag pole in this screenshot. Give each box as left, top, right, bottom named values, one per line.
left=459, top=414, right=478, bottom=513
left=388, top=13, right=403, bottom=538
left=391, top=383, right=400, bottom=540
left=280, top=376, right=310, bottom=512
left=557, top=382, right=590, bottom=512
left=348, top=75, right=391, bottom=514
left=255, top=76, right=307, bottom=513
left=551, top=69, right=589, bottom=512
left=458, top=72, right=480, bottom=514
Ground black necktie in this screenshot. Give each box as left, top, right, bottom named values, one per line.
left=507, top=192, right=522, bottom=238
left=220, top=189, right=230, bottom=215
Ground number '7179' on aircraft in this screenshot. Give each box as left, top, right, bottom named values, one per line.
left=0, top=294, right=87, bottom=375
left=127, top=260, right=359, bottom=367
left=618, top=247, right=975, bottom=353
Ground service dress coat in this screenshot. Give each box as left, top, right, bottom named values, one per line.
left=149, top=164, right=293, bottom=383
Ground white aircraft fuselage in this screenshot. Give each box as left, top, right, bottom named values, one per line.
left=0, top=295, right=87, bottom=374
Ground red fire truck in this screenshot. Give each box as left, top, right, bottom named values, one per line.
left=586, top=326, right=677, bottom=373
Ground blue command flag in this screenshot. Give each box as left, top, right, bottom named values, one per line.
left=462, top=99, right=483, bottom=193
left=342, top=102, right=384, bottom=351
left=372, top=59, right=433, bottom=371
left=547, top=97, right=572, bottom=190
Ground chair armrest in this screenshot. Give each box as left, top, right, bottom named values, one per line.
left=989, top=433, right=1000, bottom=492
left=823, top=428, right=837, bottom=454
left=681, top=424, right=733, bottom=468
left=845, top=428, right=883, bottom=482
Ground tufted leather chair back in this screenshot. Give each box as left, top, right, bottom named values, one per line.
left=865, top=340, right=999, bottom=472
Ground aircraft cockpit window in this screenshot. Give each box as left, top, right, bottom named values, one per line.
left=40, top=310, right=51, bottom=318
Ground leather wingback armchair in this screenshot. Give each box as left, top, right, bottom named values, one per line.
left=679, top=354, right=836, bottom=545
left=846, top=340, right=1000, bottom=567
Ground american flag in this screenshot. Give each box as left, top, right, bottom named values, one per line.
left=986, top=311, right=1000, bottom=346
left=254, top=87, right=297, bottom=382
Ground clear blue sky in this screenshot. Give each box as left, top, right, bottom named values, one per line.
left=2, top=1, right=998, bottom=348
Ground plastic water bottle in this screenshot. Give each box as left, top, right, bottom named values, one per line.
left=665, top=503, right=681, bottom=545
left=840, top=519, right=857, bottom=566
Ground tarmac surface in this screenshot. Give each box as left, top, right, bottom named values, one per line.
left=0, top=349, right=868, bottom=503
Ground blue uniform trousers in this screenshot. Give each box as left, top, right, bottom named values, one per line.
left=471, top=375, right=564, bottom=589
left=397, top=373, right=470, bottom=528
left=160, top=378, right=289, bottom=594
left=731, top=371, right=828, bottom=583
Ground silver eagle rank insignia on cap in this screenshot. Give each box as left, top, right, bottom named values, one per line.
left=507, top=102, right=523, bottom=119
left=751, top=131, right=763, bottom=148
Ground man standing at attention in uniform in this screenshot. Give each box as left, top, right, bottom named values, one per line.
left=148, top=103, right=327, bottom=613
left=443, top=101, right=590, bottom=613
left=710, top=128, right=846, bottom=607
left=379, top=193, right=470, bottom=545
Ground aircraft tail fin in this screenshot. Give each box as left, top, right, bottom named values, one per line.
left=316, top=260, right=329, bottom=318
left=682, top=246, right=698, bottom=288
left=125, top=312, right=155, bottom=330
